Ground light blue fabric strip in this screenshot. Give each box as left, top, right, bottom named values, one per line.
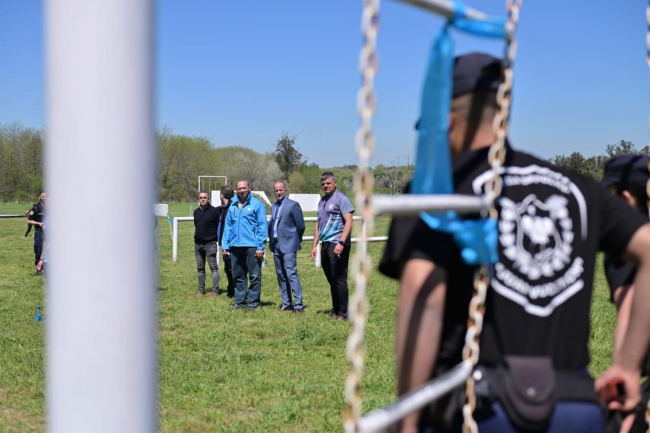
left=410, top=0, right=507, bottom=265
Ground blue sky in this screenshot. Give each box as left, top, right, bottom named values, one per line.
left=0, top=0, right=647, bottom=167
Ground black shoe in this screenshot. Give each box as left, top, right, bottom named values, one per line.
left=327, top=309, right=337, bottom=318
left=293, top=308, right=305, bottom=314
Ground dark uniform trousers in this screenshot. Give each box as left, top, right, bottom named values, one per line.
left=320, top=242, right=350, bottom=318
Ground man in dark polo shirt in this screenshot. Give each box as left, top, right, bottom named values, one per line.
left=379, top=53, right=650, bottom=433
left=193, top=190, right=221, bottom=297
left=27, top=191, right=47, bottom=275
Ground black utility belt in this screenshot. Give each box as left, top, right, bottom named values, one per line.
left=473, top=356, right=599, bottom=431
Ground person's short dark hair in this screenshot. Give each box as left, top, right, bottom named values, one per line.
left=320, top=172, right=335, bottom=182
left=198, top=190, right=209, bottom=197
left=221, top=185, right=234, bottom=199
left=236, top=179, right=250, bottom=188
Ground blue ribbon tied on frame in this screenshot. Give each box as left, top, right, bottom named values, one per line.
left=410, top=1, right=506, bottom=265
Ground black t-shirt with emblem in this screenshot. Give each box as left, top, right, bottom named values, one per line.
left=27, top=202, right=45, bottom=231
left=379, top=145, right=647, bottom=372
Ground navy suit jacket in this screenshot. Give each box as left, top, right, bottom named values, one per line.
left=268, top=198, right=305, bottom=254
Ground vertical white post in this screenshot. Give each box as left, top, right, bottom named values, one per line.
left=173, top=218, right=179, bottom=262
left=315, top=241, right=322, bottom=268
left=45, top=1, right=156, bottom=433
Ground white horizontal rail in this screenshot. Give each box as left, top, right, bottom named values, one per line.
left=171, top=215, right=366, bottom=262
left=359, top=360, right=473, bottom=433
left=396, top=0, right=487, bottom=20
left=371, top=194, right=491, bottom=217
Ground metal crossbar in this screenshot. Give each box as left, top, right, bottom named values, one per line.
left=396, top=0, right=487, bottom=20
left=358, top=360, right=473, bottom=433
left=371, top=194, right=491, bottom=216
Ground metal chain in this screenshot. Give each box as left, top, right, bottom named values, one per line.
left=461, top=1, right=522, bottom=432
left=344, top=1, right=379, bottom=432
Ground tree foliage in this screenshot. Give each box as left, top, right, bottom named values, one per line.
left=548, top=140, right=646, bottom=181
left=273, top=131, right=304, bottom=180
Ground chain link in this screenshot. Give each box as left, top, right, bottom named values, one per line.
left=461, top=1, right=522, bottom=432
left=344, top=1, right=379, bottom=432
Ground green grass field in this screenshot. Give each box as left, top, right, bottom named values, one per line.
left=0, top=202, right=617, bottom=432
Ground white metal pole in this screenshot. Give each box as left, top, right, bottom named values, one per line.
left=173, top=218, right=179, bottom=262
left=315, top=241, right=322, bottom=268
left=45, top=1, right=156, bottom=433
left=396, top=0, right=487, bottom=20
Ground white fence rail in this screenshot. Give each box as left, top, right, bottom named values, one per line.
left=170, top=215, right=384, bottom=263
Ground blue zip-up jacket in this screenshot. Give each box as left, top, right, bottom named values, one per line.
left=222, top=194, right=268, bottom=250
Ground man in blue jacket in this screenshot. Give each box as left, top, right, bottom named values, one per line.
left=222, top=180, right=268, bottom=311
left=268, top=181, right=306, bottom=313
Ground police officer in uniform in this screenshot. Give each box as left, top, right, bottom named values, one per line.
left=27, top=192, right=47, bottom=275
left=379, top=53, right=650, bottom=433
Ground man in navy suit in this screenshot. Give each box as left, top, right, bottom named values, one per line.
left=269, top=181, right=306, bottom=313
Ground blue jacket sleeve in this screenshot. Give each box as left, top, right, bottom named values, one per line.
left=256, top=200, right=268, bottom=250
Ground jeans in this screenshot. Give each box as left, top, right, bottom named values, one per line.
left=194, top=241, right=220, bottom=293
left=320, top=242, right=350, bottom=317
left=273, top=250, right=303, bottom=310
left=222, top=253, right=235, bottom=297
left=425, top=401, right=604, bottom=433
left=230, top=247, right=262, bottom=308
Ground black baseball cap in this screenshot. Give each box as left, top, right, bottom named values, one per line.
left=601, top=154, right=650, bottom=188
left=415, top=52, right=502, bottom=129
left=452, top=52, right=502, bottom=98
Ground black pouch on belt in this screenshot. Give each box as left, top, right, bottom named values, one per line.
left=492, top=356, right=557, bottom=431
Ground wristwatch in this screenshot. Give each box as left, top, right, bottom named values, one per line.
left=338, top=240, right=345, bottom=246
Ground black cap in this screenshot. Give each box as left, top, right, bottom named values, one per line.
left=601, top=154, right=650, bottom=188
left=452, top=52, right=502, bottom=98
left=415, top=52, right=502, bottom=130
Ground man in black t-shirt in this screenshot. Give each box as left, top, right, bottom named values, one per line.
left=600, top=155, right=650, bottom=433
left=193, top=191, right=221, bottom=297
left=27, top=192, right=47, bottom=275
left=379, top=53, right=650, bottom=433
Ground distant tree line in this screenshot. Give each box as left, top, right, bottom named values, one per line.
left=547, top=140, right=649, bottom=181
left=0, top=122, right=414, bottom=202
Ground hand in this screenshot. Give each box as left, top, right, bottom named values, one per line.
left=222, top=249, right=229, bottom=256
left=255, top=249, right=265, bottom=259
left=37, top=260, right=43, bottom=271
left=333, top=243, right=344, bottom=256
left=311, top=247, right=318, bottom=260
left=595, top=365, right=641, bottom=412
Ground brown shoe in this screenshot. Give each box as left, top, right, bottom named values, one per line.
left=335, top=314, right=348, bottom=321
left=210, top=291, right=219, bottom=297
left=293, top=308, right=305, bottom=314
left=195, top=291, right=206, bottom=297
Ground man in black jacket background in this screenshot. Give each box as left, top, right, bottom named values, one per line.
left=193, top=190, right=221, bottom=296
